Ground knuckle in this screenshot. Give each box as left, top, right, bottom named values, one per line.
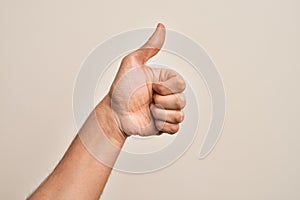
left=180, top=93, right=186, bottom=108
left=175, top=111, right=184, bottom=123
left=122, top=52, right=141, bottom=63
left=170, top=124, right=179, bottom=134
left=122, top=55, right=133, bottom=62
left=177, top=77, right=186, bottom=92
left=168, top=69, right=177, bottom=75
left=175, top=93, right=186, bottom=109
left=174, top=97, right=182, bottom=109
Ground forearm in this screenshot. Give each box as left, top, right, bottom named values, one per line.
left=28, top=96, right=126, bottom=200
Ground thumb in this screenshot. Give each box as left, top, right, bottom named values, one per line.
left=133, top=23, right=166, bottom=64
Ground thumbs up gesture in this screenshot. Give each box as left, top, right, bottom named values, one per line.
left=97, top=23, right=186, bottom=139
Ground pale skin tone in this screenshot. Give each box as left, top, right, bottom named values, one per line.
left=28, top=23, right=186, bottom=200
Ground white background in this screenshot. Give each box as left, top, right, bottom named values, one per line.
left=0, top=0, right=300, bottom=199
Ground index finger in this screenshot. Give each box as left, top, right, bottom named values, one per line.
left=152, top=71, right=186, bottom=95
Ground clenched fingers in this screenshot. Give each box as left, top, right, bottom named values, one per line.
left=153, top=93, right=186, bottom=110
left=150, top=104, right=184, bottom=124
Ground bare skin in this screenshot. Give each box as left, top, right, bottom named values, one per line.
left=28, top=23, right=186, bottom=200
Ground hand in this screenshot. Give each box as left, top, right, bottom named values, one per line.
left=98, top=23, right=186, bottom=138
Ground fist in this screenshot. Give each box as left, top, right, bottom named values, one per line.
left=107, top=23, right=186, bottom=137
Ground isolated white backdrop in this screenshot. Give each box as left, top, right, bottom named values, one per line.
left=1, top=0, right=300, bottom=199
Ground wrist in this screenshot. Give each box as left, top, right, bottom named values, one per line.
left=94, top=95, right=127, bottom=147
